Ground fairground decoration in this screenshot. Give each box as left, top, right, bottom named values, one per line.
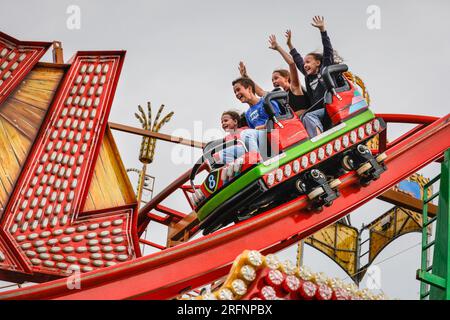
left=0, top=49, right=140, bottom=282
left=0, top=28, right=448, bottom=300
left=0, top=32, right=51, bottom=106
left=182, top=250, right=387, bottom=300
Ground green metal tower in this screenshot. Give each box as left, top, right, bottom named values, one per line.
left=417, top=149, right=450, bottom=300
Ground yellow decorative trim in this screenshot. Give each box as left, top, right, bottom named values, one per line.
left=180, top=250, right=388, bottom=300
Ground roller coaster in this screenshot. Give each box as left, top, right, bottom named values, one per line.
left=0, top=31, right=448, bottom=300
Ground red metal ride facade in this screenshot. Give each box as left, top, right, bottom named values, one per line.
left=0, top=32, right=51, bottom=106
left=0, top=49, right=140, bottom=283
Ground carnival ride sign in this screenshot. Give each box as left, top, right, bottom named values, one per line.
left=0, top=32, right=139, bottom=283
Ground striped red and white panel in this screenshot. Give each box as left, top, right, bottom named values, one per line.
left=0, top=31, right=51, bottom=106
left=0, top=51, right=140, bottom=280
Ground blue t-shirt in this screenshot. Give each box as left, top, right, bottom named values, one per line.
left=245, top=99, right=281, bottom=129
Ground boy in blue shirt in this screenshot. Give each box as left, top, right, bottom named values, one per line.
left=231, top=77, right=281, bottom=129
left=231, top=77, right=281, bottom=160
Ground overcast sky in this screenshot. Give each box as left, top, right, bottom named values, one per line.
left=2, top=0, right=449, bottom=299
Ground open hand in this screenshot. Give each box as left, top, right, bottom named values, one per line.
left=238, top=61, right=248, bottom=77
left=285, top=29, right=293, bottom=49
left=311, top=16, right=326, bottom=32
left=268, top=34, right=279, bottom=50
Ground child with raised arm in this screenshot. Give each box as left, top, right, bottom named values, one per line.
left=288, top=16, right=335, bottom=137
left=238, top=38, right=310, bottom=116
left=267, top=34, right=310, bottom=116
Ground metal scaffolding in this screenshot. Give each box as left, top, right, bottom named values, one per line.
left=417, top=149, right=450, bottom=300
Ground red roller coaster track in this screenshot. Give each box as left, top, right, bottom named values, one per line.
left=0, top=113, right=448, bottom=300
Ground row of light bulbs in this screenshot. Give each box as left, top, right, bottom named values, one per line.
left=266, top=119, right=380, bottom=187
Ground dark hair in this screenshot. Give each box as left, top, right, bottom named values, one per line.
left=306, top=52, right=323, bottom=64
left=238, top=112, right=248, bottom=128
left=272, top=69, right=290, bottom=82
left=221, top=110, right=240, bottom=123
left=232, top=77, right=256, bottom=94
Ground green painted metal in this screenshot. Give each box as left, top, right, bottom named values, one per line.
left=418, top=173, right=439, bottom=299
left=429, top=149, right=450, bottom=299
left=417, top=149, right=450, bottom=300
left=417, top=270, right=446, bottom=290
left=197, top=109, right=375, bottom=220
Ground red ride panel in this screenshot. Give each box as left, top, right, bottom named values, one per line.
left=270, top=115, right=308, bottom=151
left=326, top=81, right=369, bottom=125
left=0, top=51, right=140, bottom=281
left=0, top=32, right=51, bottom=106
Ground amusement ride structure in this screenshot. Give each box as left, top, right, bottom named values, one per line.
left=0, top=31, right=448, bottom=300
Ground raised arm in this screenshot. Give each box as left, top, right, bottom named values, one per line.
left=268, top=34, right=303, bottom=96
left=311, top=16, right=334, bottom=67
left=238, top=61, right=266, bottom=97
left=286, top=30, right=306, bottom=76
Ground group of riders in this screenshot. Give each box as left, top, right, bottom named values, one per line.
left=217, top=16, right=339, bottom=164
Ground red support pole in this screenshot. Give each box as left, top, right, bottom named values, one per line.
left=139, top=239, right=166, bottom=251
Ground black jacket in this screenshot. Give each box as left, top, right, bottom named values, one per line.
left=289, top=31, right=334, bottom=108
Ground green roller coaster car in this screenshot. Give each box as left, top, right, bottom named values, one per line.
left=189, top=64, right=387, bottom=235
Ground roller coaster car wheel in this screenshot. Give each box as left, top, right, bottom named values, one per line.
left=360, top=177, right=372, bottom=187
left=205, top=222, right=224, bottom=235
left=307, top=186, right=325, bottom=200
left=324, top=200, right=333, bottom=207
left=235, top=201, right=273, bottom=224
left=342, top=155, right=355, bottom=171
left=356, top=162, right=372, bottom=175
left=315, top=204, right=324, bottom=212
left=357, top=144, right=371, bottom=155
left=329, top=178, right=342, bottom=189
left=376, top=152, right=388, bottom=163
left=296, top=179, right=306, bottom=194
left=307, top=202, right=323, bottom=212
